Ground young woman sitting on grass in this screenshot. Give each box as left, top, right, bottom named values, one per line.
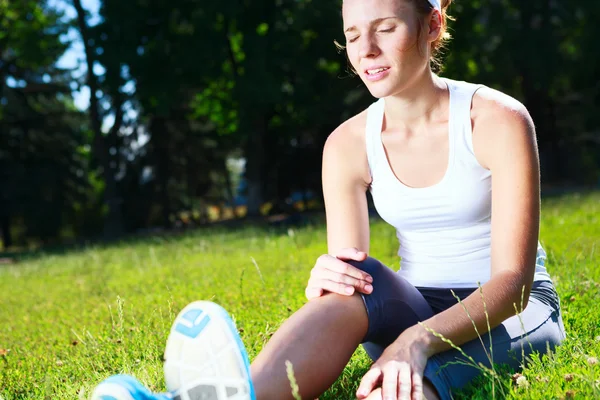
left=91, top=0, right=566, bottom=399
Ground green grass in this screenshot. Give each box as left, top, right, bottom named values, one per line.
left=0, top=192, right=599, bottom=399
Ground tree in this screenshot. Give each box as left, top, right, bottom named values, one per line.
left=445, top=0, right=600, bottom=183
left=0, top=0, right=89, bottom=247
left=72, top=0, right=126, bottom=237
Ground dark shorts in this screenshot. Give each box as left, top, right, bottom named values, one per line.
left=348, top=257, right=566, bottom=400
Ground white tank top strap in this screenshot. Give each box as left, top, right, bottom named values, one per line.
left=365, top=98, right=385, bottom=177
left=442, top=78, right=485, bottom=159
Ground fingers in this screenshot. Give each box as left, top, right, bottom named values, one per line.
left=397, top=363, right=411, bottom=400
left=307, top=278, right=357, bottom=297
left=376, top=362, right=411, bottom=400
left=357, top=367, right=382, bottom=399
left=318, top=254, right=373, bottom=283
left=311, top=267, right=373, bottom=294
left=335, top=247, right=368, bottom=262
left=304, top=286, right=323, bottom=300
left=412, top=372, right=424, bottom=400
left=358, top=362, right=417, bottom=400
left=381, top=363, right=398, bottom=400
left=364, top=388, right=384, bottom=400
left=306, top=253, right=374, bottom=298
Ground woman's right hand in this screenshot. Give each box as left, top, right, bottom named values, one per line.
left=305, top=248, right=374, bottom=300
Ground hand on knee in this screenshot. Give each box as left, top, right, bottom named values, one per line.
left=305, top=252, right=373, bottom=299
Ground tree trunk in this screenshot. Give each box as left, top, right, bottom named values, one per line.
left=150, top=116, right=172, bottom=228
left=1, top=215, right=11, bottom=249
left=245, top=118, right=267, bottom=217
left=72, top=0, right=124, bottom=238
left=222, top=158, right=239, bottom=218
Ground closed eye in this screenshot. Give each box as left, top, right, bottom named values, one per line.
left=378, top=27, right=395, bottom=33
left=347, top=36, right=359, bottom=43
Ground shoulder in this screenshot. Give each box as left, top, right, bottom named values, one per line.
left=323, top=108, right=371, bottom=186
left=324, top=108, right=369, bottom=154
left=470, top=86, right=537, bottom=170
left=471, top=85, right=533, bottom=127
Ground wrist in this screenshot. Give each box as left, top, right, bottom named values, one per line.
left=404, top=323, right=437, bottom=357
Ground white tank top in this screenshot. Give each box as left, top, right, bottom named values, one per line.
left=365, top=78, right=551, bottom=288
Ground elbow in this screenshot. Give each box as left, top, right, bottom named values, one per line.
left=510, top=274, right=533, bottom=313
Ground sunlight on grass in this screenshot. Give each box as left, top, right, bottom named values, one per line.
left=0, top=192, right=598, bottom=399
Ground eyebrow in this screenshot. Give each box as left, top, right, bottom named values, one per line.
left=344, top=17, right=398, bottom=34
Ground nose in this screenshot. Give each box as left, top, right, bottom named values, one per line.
left=358, top=33, right=380, bottom=59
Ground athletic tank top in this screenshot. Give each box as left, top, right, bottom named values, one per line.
left=365, top=78, right=551, bottom=288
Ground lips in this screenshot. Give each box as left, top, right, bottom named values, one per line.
left=365, top=67, right=390, bottom=75
left=364, top=66, right=391, bottom=82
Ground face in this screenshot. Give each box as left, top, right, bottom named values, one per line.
left=342, top=0, right=436, bottom=98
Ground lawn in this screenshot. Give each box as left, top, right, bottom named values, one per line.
left=1, top=192, right=598, bottom=399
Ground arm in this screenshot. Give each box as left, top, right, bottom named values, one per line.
left=408, top=90, right=541, bottom=356
left=322, top=123, right=372, bottom=255
left=305, top=120, right=375, bottom=299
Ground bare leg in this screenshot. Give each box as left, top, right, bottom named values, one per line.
left=250, top=292, right=368, bottom=400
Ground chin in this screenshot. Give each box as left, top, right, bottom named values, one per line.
left=363, top=81, right=398, bottom=99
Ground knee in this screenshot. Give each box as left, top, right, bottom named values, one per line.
left=346, top=257, right=395, bottom=284
left=346, top=257, right=387, bottom=275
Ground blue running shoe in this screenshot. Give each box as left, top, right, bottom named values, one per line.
left=90, top=374, right=171, bottom=400
left=163, top=301, right=255, bottom=400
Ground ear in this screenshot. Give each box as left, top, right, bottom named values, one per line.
left=428, top=9, right=443, bottom=42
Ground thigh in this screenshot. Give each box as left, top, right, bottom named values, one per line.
left=423, top=295, right=566, bottom=400
left=346, top=257, right=434, bottom=359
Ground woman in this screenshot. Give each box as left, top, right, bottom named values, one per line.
left=92, top=0, right=565, bottom=399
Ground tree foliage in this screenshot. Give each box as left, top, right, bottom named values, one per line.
left=1, top=0, right=598, bottom=247
left=0, top=0, right=90, bottom=246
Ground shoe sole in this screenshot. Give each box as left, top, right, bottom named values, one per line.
left=164, top=301, right=255, bottom=400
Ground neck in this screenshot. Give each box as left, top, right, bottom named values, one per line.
left=382, top=70, right=447, bottom=130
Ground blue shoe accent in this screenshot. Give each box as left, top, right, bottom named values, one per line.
left=212, top=305, right=256, bottom=400
left=174, top=309, right=211, bottom=338
left=92, top=374, right=171, bottom=400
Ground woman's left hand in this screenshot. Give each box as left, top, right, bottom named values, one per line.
left=356, top=328, right=430, bottom=400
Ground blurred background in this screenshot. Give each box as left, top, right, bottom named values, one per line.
left=1, top=0, right=599, bottom=250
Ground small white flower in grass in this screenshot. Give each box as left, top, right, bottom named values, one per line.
left=595, top=335, right=600, bottom=342
left=516, top=375, right=529, bottom=389
left=587, top=356, right=598, bottom=366
left=56, top=360, right=64, bottom=367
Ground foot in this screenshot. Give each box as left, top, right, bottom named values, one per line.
left=164, top=301, right=255, bottom=400
left=90, top=374, right=171, bottom=400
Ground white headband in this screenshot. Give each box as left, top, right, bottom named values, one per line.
left=428, top=0, right=441, bottom=11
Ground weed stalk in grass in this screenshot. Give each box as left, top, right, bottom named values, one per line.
left=476, top=283, right=497, bottom=399
left=285, top=360, right=302, bottom=400
left=424, top=284, right=509, bottom=399
left=512, top=284, right=536, bottom=370
left=250, top=256, right=265, bottom=285
left=450, top=289, right=492, bottom=365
